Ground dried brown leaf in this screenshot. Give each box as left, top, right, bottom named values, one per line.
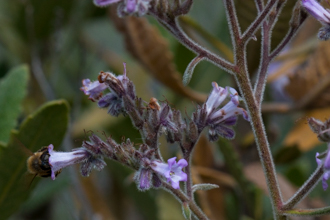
left=108, top=7, right=207, bottom=103
left=284, top=107, right=330, bottom=151
left=191, top=135, right=231, bottom=219
left=284, top=40, right=330, bottom=108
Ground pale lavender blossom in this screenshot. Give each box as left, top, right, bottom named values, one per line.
left=48, top=145, right=89, bottom=180
left=93, top=0, right=152, bottom=16
left=80, top=79, right=107, bottom=101
left=48, top=144, right=106, bottom=180
left=301, top=0, right=330, bottom=40
left=301, top=0, right=330, bottom=24
left=193, top=82, right=249, bottom=141
left=316, top=145, right=330, bottom=190
left=151, top=157, right=188, bottom=189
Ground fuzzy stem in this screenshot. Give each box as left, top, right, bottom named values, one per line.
left=234, top=72, right=284, bottom=219
left=148, top=11, right=236, bottom=74
left=283, top=206, right=330, bottom=216
left=178, top=16, right=234, bottom=61
left=183, top=150, right=193, bottom=200
left=282, top=165, right=324, bottom=210
left=254, top=1, right=306, bottom=106
left=241, top=0, right=279, bottom=42
left=223, top=0, right=241, bottom=53
left=161, top=181, right=209, bottom=220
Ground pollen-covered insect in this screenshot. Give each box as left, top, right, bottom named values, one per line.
left=26, top=146, right=61, bottom=178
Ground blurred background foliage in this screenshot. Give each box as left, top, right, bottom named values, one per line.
left=0, top=0, right=329, bottom=219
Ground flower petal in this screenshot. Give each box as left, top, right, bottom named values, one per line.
left=316, top=152, right=322, bottom=166
left=323, top=171, right=330, bottom=190
left=94, top=0, right=121, bottom=7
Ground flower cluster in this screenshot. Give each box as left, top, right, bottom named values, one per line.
left=93, top=0, right=152, bottom=17
left=46, top=134, right=188, bottom=190
left=193, top=82, right=249, bottom=142
left=78, top=64, right=249, bottom=191
left=301, top=0, right=330, bottom=40
left=80, top=63, right=136, bottom=117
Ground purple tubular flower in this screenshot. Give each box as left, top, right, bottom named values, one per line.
left=82, top=63, right=137, bottom=117
left=205, top=82, right=228, bottom=114
left=301, top=0, right=330, bottom=24
left=80, top=79, right=108, bottom=101
left=136, top=168, right=152, bottom=191
left=94, top=0, right=151, bottom=17
left=125, top=0, right=136, bottom=13
left=48, top=144, right=106, bottom=180
left=194, top=82, right=249, bottom=141
left=48, top=144, right=90, bottom=180
left=316, top=145, right=330, bottom=190
left=151, top=157, right=188, bottom=189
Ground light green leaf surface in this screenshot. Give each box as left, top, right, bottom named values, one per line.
left=0, top=100, right=69, bottom=220
left=0, top=65, right=29, bottom=143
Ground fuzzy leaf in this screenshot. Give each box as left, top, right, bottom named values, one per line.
left=0, top=100, right=69, bottom=220
left=109, top=8, right=207, bottom=103
left=192, top=183, right=219, bottom=193
left=0, top=65, right=29, bottom=143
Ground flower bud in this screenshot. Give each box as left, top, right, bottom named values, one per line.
left=308, top=117, right=330, bottom=142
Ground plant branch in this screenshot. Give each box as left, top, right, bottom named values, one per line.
left=282, top=165, right=323, bottom=210
left=241, top=0, right=279, bottom=42
left=269, top=17, right=306, bottom=60
left=283, top=206, right=330, bottom=216
left=178, top=16, right=234, bottom=61
left=149, top=10, right=236, bottom=74
left=234, top=72, right=284, bottom=219
left=161, top=181, right=209, bottom=220
left=254, top=2, right=306, bottom=105
left=223, top=0, right=241, bottom=53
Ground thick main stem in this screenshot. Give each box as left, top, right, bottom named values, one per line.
left=235, top=66, right=284, bottom=219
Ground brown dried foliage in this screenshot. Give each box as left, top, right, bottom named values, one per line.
left=284, top=41, right=330, bottom=108
left=108, top=7, right=207, bottom=103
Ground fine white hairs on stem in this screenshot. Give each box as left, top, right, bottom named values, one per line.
left=183, top=55, right=205, bottom=86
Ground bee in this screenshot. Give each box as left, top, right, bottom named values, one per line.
left=26, top=146, right=61, bottom=178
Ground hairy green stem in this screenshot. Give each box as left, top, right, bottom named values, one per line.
left=283, top=206, right=330, bottom=216
left=283, top=166, right=324, bottom=210
left=162, top=181, right=209, bottom=220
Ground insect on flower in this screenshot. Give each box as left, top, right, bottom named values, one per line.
left=27, top=146, right=62, bottom=178
left=12, top=138, right=62, bottom=187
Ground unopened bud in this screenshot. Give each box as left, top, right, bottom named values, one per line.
left=308, top=117, right=330, bottom=142
left=182, top=202, right=191, bottom=220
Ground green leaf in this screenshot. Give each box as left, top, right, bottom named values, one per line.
left=0, top=65, right=29, bottom=143
left=0, top=100, right=69, bottom=220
